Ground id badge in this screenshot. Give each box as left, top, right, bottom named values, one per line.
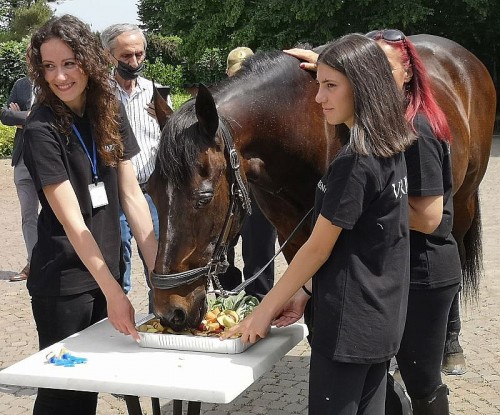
left=89, top=181, right=108, bottom=208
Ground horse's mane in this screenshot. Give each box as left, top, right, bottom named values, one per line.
left=156, top=50, right=309, bottom=188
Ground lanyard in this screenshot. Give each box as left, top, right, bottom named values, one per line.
left=72, top=124, right=99, bottom=184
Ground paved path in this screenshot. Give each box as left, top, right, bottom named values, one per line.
left=1, top=138, right=500, bottom=414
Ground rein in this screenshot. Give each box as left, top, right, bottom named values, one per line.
left=149, top=120, right=252, bottom=293
left=210, top=206, right=314, bottom=296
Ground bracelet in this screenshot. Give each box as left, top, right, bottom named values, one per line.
left=302, top=285, right=312, bottom=296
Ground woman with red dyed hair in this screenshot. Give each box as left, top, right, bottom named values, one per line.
left=285, top=30, right=462, bottom=415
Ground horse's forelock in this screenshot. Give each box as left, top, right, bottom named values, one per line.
left=157, top=102, right=201, bottom=188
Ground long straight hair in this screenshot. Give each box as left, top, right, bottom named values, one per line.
left=318, top=34, right=414, bottom=158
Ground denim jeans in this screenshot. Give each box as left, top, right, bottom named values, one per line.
left=119, top=192, right=159, bottom=312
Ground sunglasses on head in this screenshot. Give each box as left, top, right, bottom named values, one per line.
left=365, top=29, right=406, bottom=43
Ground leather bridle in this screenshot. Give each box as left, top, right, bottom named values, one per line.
left=149, top=119, right=252, bottom=295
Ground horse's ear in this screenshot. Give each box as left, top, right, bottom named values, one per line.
left=195, top=83, right=219, bottom=138
left=152, top=80, right=173, bottom=130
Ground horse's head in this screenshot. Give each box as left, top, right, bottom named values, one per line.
left=148, top=84, right=251, bottom=331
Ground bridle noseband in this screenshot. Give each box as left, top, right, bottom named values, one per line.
left=149, top=120, right=252, bottom=295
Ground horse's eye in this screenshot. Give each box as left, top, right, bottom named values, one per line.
left=195, top=192, right=213, bottom=209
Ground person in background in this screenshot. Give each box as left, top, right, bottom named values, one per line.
left=224, top=46, right=277, bottom=301
left=0, top=75, right=39, bottom=282
left=23, top=15, right=157, bottom=414
left=223, top=33, right=413, bottom=415
left=101, top=23, right=172, bottom=311
left=284, top=28, right=461, bottom=414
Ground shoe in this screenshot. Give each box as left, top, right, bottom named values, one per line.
left=9, top=264, right=29, bottom=282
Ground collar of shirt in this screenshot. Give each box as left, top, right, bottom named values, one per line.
left=114, top=75, right=148, bottom=101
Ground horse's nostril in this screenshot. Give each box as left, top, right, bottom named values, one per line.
left=172, top=308, right=186, bottom=325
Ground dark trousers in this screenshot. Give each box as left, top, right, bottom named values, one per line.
left=396, top=283, right=460, bottom=399
left=224, top=193, right=276, bottom=300
left=309, top=350, right=388, bottom=415
left=31, top=289, right=107, bottom=415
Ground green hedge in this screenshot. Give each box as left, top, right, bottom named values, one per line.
left=0, top=38, right=29, bottom=106
left=0, top=123, right=15, bottom=158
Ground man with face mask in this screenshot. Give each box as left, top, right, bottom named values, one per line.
left=101, top=23, right=172, bottom=310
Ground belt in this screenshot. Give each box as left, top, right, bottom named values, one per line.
left=139, top=182, right=148, bottom=193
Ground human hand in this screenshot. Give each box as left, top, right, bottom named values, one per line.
left=106, top=290, right=140, bottom=342
left=9, top=102, right=21, bottom=111
left=272, top=289, right=309, bottom=327
left=283, top=48, right=319, bottom=71
left=219, top=305, right=272, bottom=344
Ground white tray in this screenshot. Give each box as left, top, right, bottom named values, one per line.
left=136, top=314, right=255, bottom=354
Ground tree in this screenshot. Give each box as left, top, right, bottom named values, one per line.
left=138, top=0, right=499, bottom=98
left=0, top=0, right=53, bottom=41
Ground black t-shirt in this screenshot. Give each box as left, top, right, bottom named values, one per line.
left=311, top=145, right=410, bottom=364
left=23, top=103, right=140, bottom=296
left=405, top=114, right=462, bottom=289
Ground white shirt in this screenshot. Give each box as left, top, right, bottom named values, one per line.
left=113, top=76, right=172, bottom=184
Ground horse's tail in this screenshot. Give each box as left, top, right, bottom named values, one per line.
left=461, top=191, right=483, bottom=301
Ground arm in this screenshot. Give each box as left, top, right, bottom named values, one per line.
left=117, top=159, right=158, bottom=274
left=408, top=195, right=443, bottom=234
left=0, top=79, right=30, bottom=127
left=283, top=48, right=319, bottom=71
left=43, top=180, right=140, bottom=341
left=221, top=214, right=342, bottom=343
left=0, top=106, right=29, bottom=127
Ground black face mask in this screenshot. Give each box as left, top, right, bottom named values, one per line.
left=115, top=60, right=144, bottom=80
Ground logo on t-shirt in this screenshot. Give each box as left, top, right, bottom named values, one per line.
left=392, top=176, right=408, bottom=199
left=317, top=180, right=327, bottom=194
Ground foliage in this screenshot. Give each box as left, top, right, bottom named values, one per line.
left=0, top=0, right=53, bottom=42
left=9, top=0, right=53, bottom=40
left=0, top=38, right=29, bottom=105
left=138, top=0, right=500, bottom=97
left=146, top=34, right=183, bottom=66
left=143, top=58, right=185, bottom=94
left=171, top=92, right=191, bottom=110
left=190, top=48, right=226, bottom=86
left=0, top=123, right=15, bottom=158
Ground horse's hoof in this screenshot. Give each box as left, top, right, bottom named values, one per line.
left=442, top=352, right=467, bottom=375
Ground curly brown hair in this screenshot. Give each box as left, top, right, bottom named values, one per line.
left=27, top=14, right=123, bottom=166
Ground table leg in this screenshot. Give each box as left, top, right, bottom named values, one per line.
left=123, top=396, right=200, bottom=415
left=173, top=399, right=183, bottom=415
left=187, top=400, right=201, bottom=415
left=152, top=397, right=161, bottom=415
left=123, top=395, right=142, bottom=415
left=172, top=400, right=201, bottom=415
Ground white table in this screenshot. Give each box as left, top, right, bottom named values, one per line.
left=0, top=316, right=308, bottom=414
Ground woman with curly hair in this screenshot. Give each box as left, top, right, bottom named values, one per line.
left=23, top=14, right=158, bottom=415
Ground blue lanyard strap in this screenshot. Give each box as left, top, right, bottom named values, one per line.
left=72, top=124, right=99, bottom=184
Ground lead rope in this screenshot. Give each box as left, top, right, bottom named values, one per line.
left=209, top=206, right=314, bottom=296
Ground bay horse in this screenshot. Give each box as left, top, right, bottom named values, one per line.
left=147, top=35, right=496, bottom=369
